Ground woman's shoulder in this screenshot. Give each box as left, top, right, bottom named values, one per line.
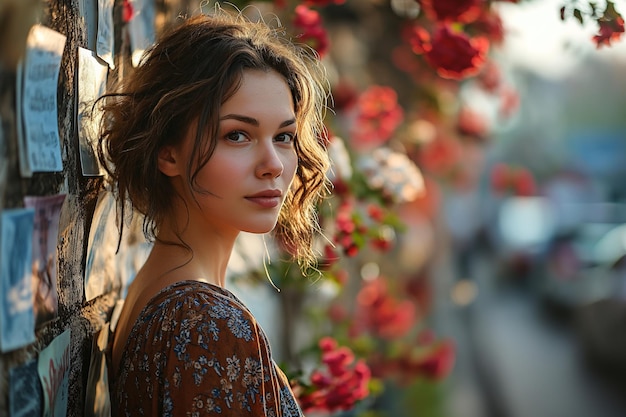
left=135, top=280, right=259, bottom=342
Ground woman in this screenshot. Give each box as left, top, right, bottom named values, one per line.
left=98, top=8, right=330, bottom=416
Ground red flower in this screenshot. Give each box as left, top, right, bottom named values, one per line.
left=593, top=16, right=625, bottom=47
left=490, top=162, right=509, bottom=193
left=513, top=168, right=536, bottom=197
left=490, top=163, right=535, bottom=196
left=305, top=0, right=346, bottom=5
left=367, top=203, right=385, bottom=222
left=273, top=0, right=287, bottom=8
left=499, top=86, right=520, bottom=119
left=403, top=23, right=431, bottom=54
left=469, top=8, right=505, bottom=45
left=417, top=136, right=463, bottom=176
left=350, top=86, right=404, bottom=150
left=355, top=278, right=417, bottom=339
left=457, top=106, right=490, bottom=140
left=295, top=338, right=371, bottom=413
left=122, top=0, right=134, bottom=23
left=412, top=340, right=456, bottom=380
left=477, top=60, right=501, bottom=92
left=425, top=25, right=489, bottom=79
left=420, top=0, right=485, bottom=24
left=293, top=5, right=323, bottom=27
left=293, top=5, right=330, bottom=57
left=331, top=78, right=359, bottom=112
left=592, top=1, right=625, bottom=48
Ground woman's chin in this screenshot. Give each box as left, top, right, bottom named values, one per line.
left=242, top=222, right=278, bottom=235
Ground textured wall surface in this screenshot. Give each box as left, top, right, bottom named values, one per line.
left=0, top=1, right=120, bottom=416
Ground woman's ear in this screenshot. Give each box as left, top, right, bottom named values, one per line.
left=157, top=145, right=181, bottom=177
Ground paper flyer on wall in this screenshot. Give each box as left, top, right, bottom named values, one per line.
left=84, top=323, right=111, bottom=417
left=17, top=24, right=66, bottom=176
left=77, top=47, right=108, bottom=176
left=97, top=0, right=115, bottom=68
left=38, top=328, right=71, bottom=417
left=10, top=358, right=43, bottom=417
left=127, top=0, right=155, bottom=67
left=0, top=208, right=36, bottom=352
left=85, top=190, right=118, bottom=300
left=0, top=115, right=7, bottom=207
left=23, top=194, right=67, bottom=328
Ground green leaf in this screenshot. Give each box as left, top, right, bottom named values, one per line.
left=573, top=8, right=584, bottom=24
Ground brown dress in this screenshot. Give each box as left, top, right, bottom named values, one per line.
left=110, top=280, right=304, bottom=416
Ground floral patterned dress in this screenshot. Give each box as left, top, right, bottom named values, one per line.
left=110, top=280, right=304, bottom=417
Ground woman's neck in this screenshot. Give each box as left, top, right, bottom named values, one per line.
left=145, top=223, right=237, bottom=288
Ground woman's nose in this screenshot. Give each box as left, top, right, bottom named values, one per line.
left=255, top=142, right=284, bottom=178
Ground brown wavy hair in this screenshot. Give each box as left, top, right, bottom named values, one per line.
left=98, top=8, right=331, bottom=271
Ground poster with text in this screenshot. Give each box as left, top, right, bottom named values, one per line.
left=24, top=194, right=66, bottom=327
left=17, top=24, right=66, bottom=176
left=0, top=208, right=35, bottom=352
left=77, top=47, right=108, bottom=176
left=10, top=358, right=43, bottom=417
left=38, top=328, right=71, bottom=417
left=85, top=190, right=118, bottom=300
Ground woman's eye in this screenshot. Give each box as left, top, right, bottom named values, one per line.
left=275, top=132, right=295, bottom=144
left=225, top=131, right=247, bottom=143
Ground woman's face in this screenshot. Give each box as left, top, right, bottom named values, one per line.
left=167, top=69, right=298, bottom=237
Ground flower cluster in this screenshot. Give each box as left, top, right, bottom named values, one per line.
left=324, top=199, right=403, bottom=261
left=352, top=277, right=417, bottom=340
left=490, top=162, right=536, bottom=197
left=293, top=337, right=371, bottom=414
left=367, top=337, right=456, bottom=385
left=223, top=1, right=625, bottom=415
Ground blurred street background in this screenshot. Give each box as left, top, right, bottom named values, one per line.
left=431, top=2, right=626, bottom=415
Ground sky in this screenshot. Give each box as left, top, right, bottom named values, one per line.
left=495, top=0, right=626, bottom=79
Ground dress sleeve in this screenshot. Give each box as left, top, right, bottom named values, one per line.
left=120, top=289, right=284, bottom=416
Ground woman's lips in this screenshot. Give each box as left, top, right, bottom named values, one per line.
left=245, top=190, right=282, bottom=208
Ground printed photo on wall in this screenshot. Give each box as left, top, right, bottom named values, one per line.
left=85, top=190, right=118, bottom=301
left=38, top=328, right=70, bottom=417
left=10, top=358, right=43, bottom=417
left=16, top=24, right=66, bottom=177
left=0, top=208, right=35, bottom=352
left=84, top=323, right=110, bottom=417
left=77, top=47, right=108, bottom=176
left=23, top=194, right=66, bottom=328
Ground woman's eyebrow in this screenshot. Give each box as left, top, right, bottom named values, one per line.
left=220, top=114, right=296, bottom=128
